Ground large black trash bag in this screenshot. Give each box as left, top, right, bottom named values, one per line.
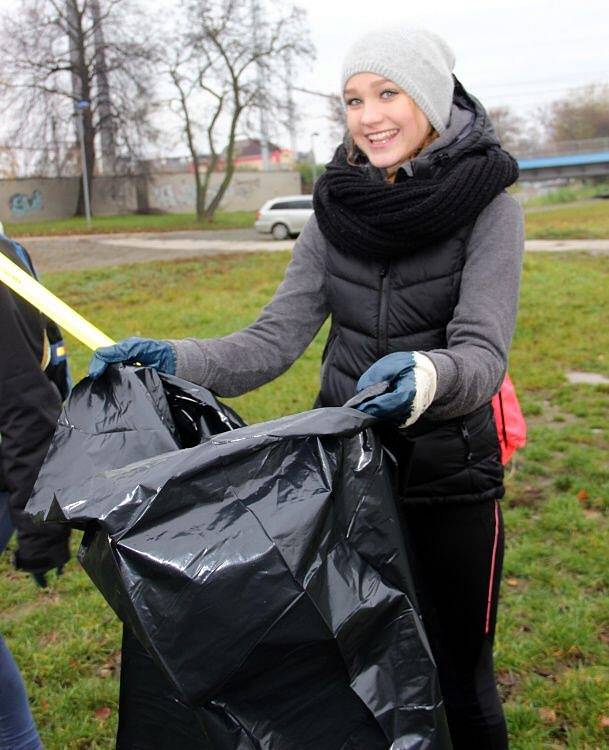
left=27, top=366, right=452, bottom=750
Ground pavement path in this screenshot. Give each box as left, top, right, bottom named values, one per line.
left=25, top=229, right=292, bottom=273
left=20, top=229, right=609, bottom=274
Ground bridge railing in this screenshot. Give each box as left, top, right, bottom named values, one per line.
left=514, top=137, right=609, bottom=160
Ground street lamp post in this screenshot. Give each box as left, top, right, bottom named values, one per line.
left=310, top=132, right=319, bottom=188
left=76, top=99, right=92, bottom=226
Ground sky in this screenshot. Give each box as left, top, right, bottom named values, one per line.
left=293, top=0, right=609, bottom=160
left=1, top=0, right=608, bottom=164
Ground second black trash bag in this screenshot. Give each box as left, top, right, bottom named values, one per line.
left=27, top=366, right=452, bottom=750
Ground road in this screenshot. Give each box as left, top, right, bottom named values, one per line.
left=21, top=229, right=609, bottom=274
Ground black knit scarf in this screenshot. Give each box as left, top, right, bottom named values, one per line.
left=313, top=90, right=519, bottom=259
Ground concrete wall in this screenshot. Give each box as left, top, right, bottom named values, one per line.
left=92, top=175, right=139, bottom=214
left=0, top=177, right=80, bottom=222
left=0, top=171, right=301, bottom=223
left=147, top=171, right=301, bottom=213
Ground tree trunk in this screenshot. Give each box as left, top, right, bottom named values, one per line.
left=68, top=0, right=96, bottom=217
left=203, top=106, right=241, bottom=221
left=193, top=157, right=205, bottom=221
left=203, top=162, right=234, bottom=221
left=75, top=103, right=96, bottom=217
left=90, top=0, right=116, bottom=174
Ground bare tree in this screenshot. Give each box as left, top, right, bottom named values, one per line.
left=166, top=0, right=314, bottom=221
left=0, top=0, right=159, bottom=214
left=488, top=106, right=541, bottom=155
left=327, top=93, right=346, bottom=146
left=540, top=85, right=609, bottom=144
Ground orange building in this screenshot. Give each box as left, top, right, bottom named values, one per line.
left=221, top=138, right=294, bottom=171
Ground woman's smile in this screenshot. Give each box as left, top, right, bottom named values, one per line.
left=366, top=128, right=400, bottom=147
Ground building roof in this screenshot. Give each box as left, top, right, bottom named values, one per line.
left=232, top=138, right=283, bottom=158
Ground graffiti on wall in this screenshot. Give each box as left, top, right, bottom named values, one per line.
left=225, top=177, right=260, bottom=201
left=149, top=181, right=196, bottom=212
left=149, top=175, right=263, bottom=212
left=95, top=179, right=129, bottom=205
left=9, top=190, right=43, bottom=215
left=0, top=172, right=300, bottom=221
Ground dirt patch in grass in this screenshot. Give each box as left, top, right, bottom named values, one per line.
left=497, top=669, right=521, bottom=700
left=505, top=484, right=549, bottom=510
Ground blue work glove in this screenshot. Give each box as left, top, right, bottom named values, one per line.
left=355, top=351, right=437, bottom=427
left=89, top=337, right=176, bottom=380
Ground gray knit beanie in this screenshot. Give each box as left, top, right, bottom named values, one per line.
left=341, top=27, right=456, bottom=133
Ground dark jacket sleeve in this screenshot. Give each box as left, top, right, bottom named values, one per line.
left=0, top=239, right=69, bottom=572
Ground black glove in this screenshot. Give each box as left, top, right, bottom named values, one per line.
left=13, top=514, right=70, bottom=581
left=31, top=565, right=64, bottom=589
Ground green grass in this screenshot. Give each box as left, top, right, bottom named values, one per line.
left=496, top=254, right=609, bottom=748
left=4, top=210, right=256, bottom=238
left=2, top=251, right=609, bottom=748
left=3, top=198, right=609, bottom=241
left=523, top=181, right=609, bottom=208
left=524, top=200, right=609, bottom=239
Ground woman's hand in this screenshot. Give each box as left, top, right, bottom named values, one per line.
left=355, top=351, right=437, bottom=427
left=88, top=337, right=176, bottom=380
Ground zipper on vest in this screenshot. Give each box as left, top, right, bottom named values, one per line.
left=377, top=261, right=390, bottom=356
left=461, top=421, right=473, bottom=463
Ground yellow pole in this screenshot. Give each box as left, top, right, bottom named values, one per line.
left=0, top=251, right=114, bottom=351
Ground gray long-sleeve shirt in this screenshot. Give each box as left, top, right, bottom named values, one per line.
left=170, top=191, right=524, bottom=420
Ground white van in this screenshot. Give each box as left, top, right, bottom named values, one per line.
left=254, top=195, right=314, bottom=240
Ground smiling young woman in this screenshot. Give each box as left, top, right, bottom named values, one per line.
left=343, top=73, right=436, bottom=172
left=90, top=24, right=523, bottom=750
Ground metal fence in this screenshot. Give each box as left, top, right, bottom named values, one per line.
left=514, top=137, right=609, bottom=160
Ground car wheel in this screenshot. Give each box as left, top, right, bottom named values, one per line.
left=271, top=223, right=289, bottom=240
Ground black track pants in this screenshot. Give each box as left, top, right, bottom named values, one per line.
left=401, top=499, right=509, bottom=750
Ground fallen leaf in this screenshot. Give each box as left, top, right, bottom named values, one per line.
left=39, top=630, right=59, bottom=646
left=97, top=650, right=121, bottom=679
left=539, top=707, right=557, bottom=723
left=94, top=706, right=112, bottom=721
left=576, top=488, right=589, bottom=503
left=567, top=645, right=585, bottom=662
left=584, top=509, right=601, bottom=519
left=496, top=670, right=518, bottom=687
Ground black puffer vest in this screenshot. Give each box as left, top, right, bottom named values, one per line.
left=317, top=226, right=504, bottom=505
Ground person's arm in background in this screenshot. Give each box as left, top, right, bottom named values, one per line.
left=0, top=239, right=69, bottom=580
